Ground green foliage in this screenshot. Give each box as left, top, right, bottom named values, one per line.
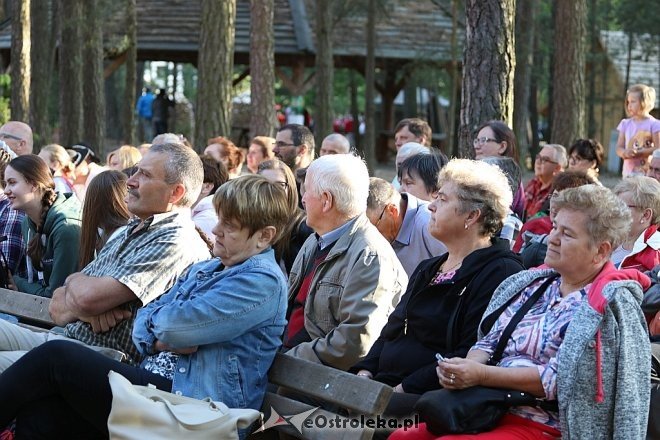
left=610, top=0, right=660, bottom=35
left=0, top=74, right=11, bottom=126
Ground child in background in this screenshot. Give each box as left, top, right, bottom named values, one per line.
left=615, top=84, right=660, bottom=177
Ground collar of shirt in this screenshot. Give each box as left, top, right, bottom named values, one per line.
left=317, top=216, right=358, bottom=250
left=125, top=209, right=191, bottom=236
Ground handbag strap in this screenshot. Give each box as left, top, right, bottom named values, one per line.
left=489, top=274, right=560, bottom=366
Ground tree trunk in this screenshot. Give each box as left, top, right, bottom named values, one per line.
left=58, top=0, right=83, bottom=147
left=314, top=0, right=333, bottom=149
left=350, top=68, right=360, bottom=151
left=586, top=0, right=597, bottom=138
left=30, top=0, right=55, bottom=146
left=249, top=0, right=276, bottom=139
left=82, top=0, right=105, bottom=151
left=10, top=0, right=30, bottom=123
left=447, top=0, right=459, bottom=156
left=195, top=0, right=236, bottom=149
left=513, top=0, right=536, bottom=162
left=550, top=0, right=586, bottom=148
left=363, top=0, right=376, bottom=172
left=122, top=0, right=137, bottom=145
left=458, top=0, right=516, bottom=157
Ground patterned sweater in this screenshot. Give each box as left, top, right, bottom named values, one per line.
left=479, top=269, right=650, bottom=439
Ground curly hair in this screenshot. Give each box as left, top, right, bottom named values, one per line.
left=553, top=185, right=631, bottom=250
left=437, top=159, right=512, bottom=237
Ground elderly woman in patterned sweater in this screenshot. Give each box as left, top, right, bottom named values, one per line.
left=391, top=185, right=650, bottom=439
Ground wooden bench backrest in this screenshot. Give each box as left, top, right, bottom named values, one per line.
left=0, top=288, right=55, bottom=328
left=267, top=352, right=393, bottom=415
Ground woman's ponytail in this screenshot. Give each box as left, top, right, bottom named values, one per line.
left=26, top=188, right=57, bottom=270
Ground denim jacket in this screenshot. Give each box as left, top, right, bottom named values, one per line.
left=132, top=248, right=287, bottom=410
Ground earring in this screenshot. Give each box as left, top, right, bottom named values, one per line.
left=464, top=222, right=469, bottom=230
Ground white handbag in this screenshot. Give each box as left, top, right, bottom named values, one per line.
left=107, top=371, right=262, bottom=440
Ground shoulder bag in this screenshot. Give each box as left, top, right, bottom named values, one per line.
left=414, top=274, right=559, bottom=435
left=107, top=370, right=262, bottom=440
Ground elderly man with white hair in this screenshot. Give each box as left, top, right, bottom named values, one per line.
left=319, top=133, right=351, bottom=156
left=283, top=154, right=407, bottom=370
left=392, top=142, right=429, bottom=190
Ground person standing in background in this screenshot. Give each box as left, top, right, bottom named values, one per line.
left=136, top=88, right=155, bottom=142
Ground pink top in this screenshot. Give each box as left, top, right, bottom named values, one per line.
left=617, top=116, right=660, bottom=176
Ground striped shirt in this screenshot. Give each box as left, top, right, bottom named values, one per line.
left=64, top=210, right=211, bottom=364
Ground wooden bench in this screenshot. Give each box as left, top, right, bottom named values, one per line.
left=0, top=287, right=126, bottom=361
left=0, top=287, right=55, bottom=329
left=251, top=352, right=393, bottom=440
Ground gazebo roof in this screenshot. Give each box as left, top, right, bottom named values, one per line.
left=0, top=0, right=460, bottom=68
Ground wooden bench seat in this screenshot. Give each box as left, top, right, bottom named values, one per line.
left=251, top=352, right=393, bottom=440
left=0, top=287, right=55, bottom=329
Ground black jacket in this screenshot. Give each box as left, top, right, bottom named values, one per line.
left=351, top=237, right=524, bottom=394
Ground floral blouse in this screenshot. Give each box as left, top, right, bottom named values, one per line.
left=472, top=276, right=590, bottom=430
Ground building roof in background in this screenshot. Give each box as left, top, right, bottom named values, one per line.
left=600, top=30, right=660, bottom=106
left=0, top=0, right=460, bottom=67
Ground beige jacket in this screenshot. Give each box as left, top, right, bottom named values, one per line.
left=287, top=215, right=408, bottom=370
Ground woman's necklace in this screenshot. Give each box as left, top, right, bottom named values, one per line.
left=440, top=259, right=462, bottom=274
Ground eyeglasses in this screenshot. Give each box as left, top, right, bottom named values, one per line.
left=472, top=137, right=498, bottom=146
left=568, top=155, right=588, bottom=164
left=535, top=155, right=558, bottom=165
left=374, top=206, right=387, bottom=227
left=273, top=141, right=299, bottom=149
left=0, top=133, right=22, bottom=141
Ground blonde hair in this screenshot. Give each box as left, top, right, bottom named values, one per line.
left=613, top=176, right=660, bottom=225
left=627, top=84, right=657, bottom=113
left=107, top=145, right=142, bottom=170
left=437, top=159, right=512, bottom=237
left=40, top=144, right=75, bottom=175
left=213, top=174, right=289, bottom=243
left=553, top=185, right=631, bottom=250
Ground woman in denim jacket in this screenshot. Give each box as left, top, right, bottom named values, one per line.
left=0, top=175, right=289, bottom=439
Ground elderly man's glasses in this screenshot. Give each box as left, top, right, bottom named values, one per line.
left=0, top=133, right=22, bottom=141
left=472, top=137, right=498, bottom=146
left=535, top=155, right=558, bottom=165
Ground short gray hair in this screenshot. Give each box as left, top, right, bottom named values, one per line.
left=397, top=142, right=429, bottom=160
left=480, top=156, right=521, bottom=198
left=367, top=177, right=400, bottom=212
left=322, top=134, right=351, bottom=154
left=545, top=144, right=568, bottom=169
left=613, top=176, right=660, bottom=224
left=150, top=142, right=203, bottom=207
left=437, top=159, right=512, bottom=237
left=553, top=185, right=631, bottom=250
left=306, top=154, right=369, bottom=217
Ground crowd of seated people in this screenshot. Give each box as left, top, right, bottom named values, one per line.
left=0, top=115, right=657, bottom=440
